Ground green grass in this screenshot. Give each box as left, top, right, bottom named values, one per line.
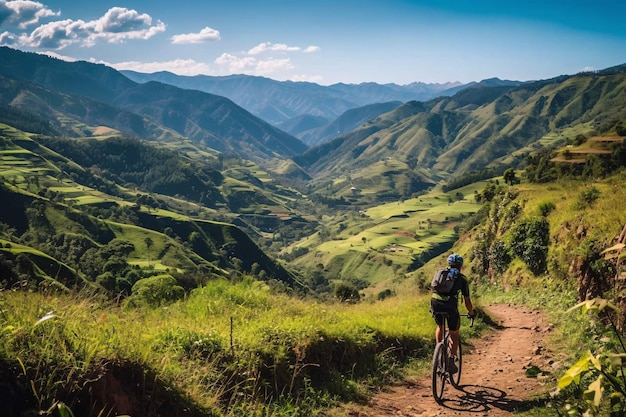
left=0, top=279, right=450, bottom=416
left=538, top=122, right=596, bottom=146
left=129, top=260, right=182, bottom=272
left=107, top=222, right=168, bottom=260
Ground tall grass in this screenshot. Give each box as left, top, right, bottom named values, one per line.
left=0, top=279, right=448, bottom=416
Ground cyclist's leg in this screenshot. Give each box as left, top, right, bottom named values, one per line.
left=447, top=309, right=461, bottom=359
left=431, top=299, right=445, bottom=344
left=435, top=323, right=444, bottom=344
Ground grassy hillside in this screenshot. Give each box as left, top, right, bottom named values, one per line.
left=0, top=125, right=303, bottom=296
left=282, top=181, right=485, bottom=296
left=296, top=71, right=626, bottom=206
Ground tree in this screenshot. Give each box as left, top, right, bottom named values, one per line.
left=127, top=275, right=185, bottom=307
left=334, top=282, right=360, bottom=303
left=103, top=256, right=128, bottom=275
left=503, top=168, right=517, bottom=185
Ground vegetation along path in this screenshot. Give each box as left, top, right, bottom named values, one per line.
left=342, top=304, right=558, bottom=417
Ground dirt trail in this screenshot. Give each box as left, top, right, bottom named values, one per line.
left=337, top=304, right=559, bottom=416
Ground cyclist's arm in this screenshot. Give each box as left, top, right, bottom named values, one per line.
left=461, top=276, right=475, bottom=316
left=463, top=296, right=475, bottom=317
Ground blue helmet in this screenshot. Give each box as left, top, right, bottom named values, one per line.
left=447, top=253, right=464, bottom=268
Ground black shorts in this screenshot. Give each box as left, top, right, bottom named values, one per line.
left=430, top=298, right=460, bottom=331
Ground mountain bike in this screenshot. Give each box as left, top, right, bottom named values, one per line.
left=431, top=312, right=474, bottom=403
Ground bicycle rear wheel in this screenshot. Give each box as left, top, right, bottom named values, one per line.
left=431, top=342, right=446, bottom=403
left=449, top=340, right=462, bottom=388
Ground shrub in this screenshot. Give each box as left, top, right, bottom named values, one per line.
left=334, top=282, right=360, bottom=303
left=559, top=299, right=626, bottom=416
left=377, top=289, right=394, bottom=300
left=126, top=274, right=185, bottom=307
left=488, top=240, right=511, bottom=275
left=509, top=217, right=550, bottom=275
left=576, top=187, right=601, bottom=209
left=537, top=200, right=556, bottom=217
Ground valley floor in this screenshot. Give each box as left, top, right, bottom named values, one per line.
left=333, top=304, right=558, bottom=416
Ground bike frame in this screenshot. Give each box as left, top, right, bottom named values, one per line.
left=431, top=312, right=474, bottom=403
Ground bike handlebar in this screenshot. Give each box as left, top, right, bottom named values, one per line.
left=461, top=314, right=475, bottom=327
left=433, top=312, right=476, bottom=327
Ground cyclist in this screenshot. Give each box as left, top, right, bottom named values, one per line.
left=430, top=253, right=475, bottom=373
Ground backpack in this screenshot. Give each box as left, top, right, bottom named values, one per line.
left=431, top=268, right=459, bottom=295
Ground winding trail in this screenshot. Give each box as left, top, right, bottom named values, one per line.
left=336, top=304, right=559, bottom=416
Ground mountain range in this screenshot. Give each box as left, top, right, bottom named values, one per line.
left=295, top=70, right=626, bottom=192
left=0, top=47, right=306, bottom=166
left=120, top=70, right=527, bottom=147
left=2, top=46, right=626, bottom=207
left=120, top=70, right=467, bottom=124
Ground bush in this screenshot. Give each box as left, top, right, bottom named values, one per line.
left=559, top=299, right=626, bottom=416
left=537, top=200, right=556, bottom=217
left=488, top=240, right=511, bottom=275
left=576, top=187, right=601, bottom=209
left=377, top=289, right=394, bottom=301
left=509, top=217, right=550, bottom=275
left=126, top=274, right=185, bottom=307
left=334, top=282, right=360, bottom=303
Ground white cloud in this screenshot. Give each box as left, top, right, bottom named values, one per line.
left=209, top=42, right=320, bottom=77
left=105, top=58, right=213, bottom=76
left=215, top=52, right=256, bottom=73
left=290, top=73, right=324, bottom=83
left=0, top=30, right=16, bottom=45
left=302, top=45, right=319, bottom=53
left=19, top=18, right=89, bottom=49
left=247, top=41, right=319, bottom=55
left=95, top=7, right=153, bottom=33
left=37, top=50, right=79, bottom=62
left=255, top=57, right=293, bottom=75
left=101, top=55, right=320, bottom=81
left=248, top=42, right=300, bottom=55
left=5, top=6, right=165, bottom=49
left=35, top=49, right=322, bottom=81
left=213, top=52, right=297, bottom=77
left=171, top=26, right=220, bottom=44
left=0, top=0, right=59, bottom=29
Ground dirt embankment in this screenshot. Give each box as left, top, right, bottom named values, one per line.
left=337, top=304, right=559, bottom=417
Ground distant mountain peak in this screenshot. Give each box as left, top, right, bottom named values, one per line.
left=121, top=70, right=473, bottom=124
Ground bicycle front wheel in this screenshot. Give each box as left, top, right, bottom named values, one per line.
left=449, top=340, right=462, bottom=388
left=431, top=342, right=446, bottom=403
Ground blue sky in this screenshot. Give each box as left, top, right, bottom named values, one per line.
left=1, top=0, right=625, bottom=85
